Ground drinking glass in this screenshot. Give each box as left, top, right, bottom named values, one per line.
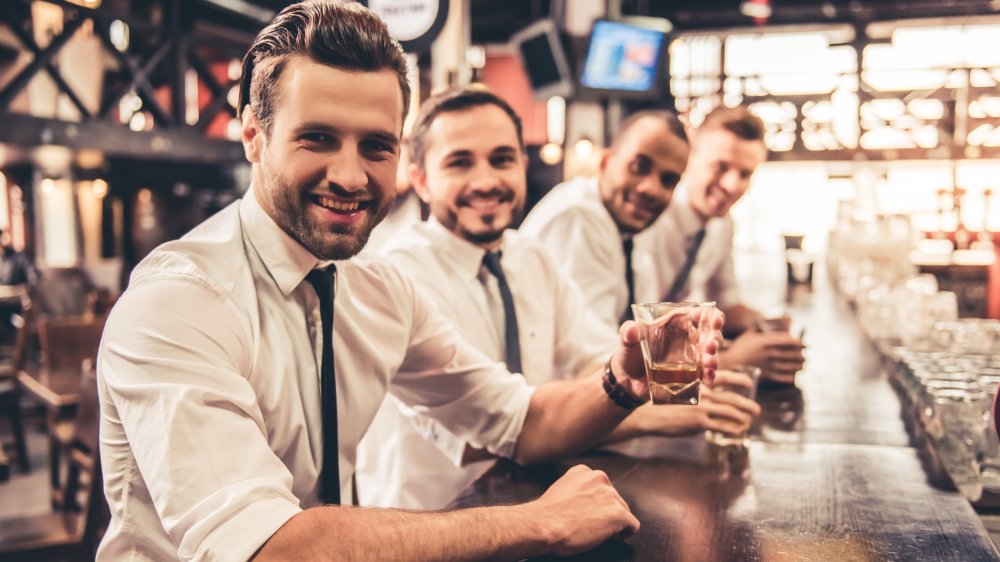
left=706, top=364, right=762, bottom=448
left=632, top=301, right=716, bottom=405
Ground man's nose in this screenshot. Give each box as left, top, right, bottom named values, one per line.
left=326, top=146, right=369, bottom=192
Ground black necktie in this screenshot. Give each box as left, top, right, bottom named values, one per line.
left=621, top=237, right=635, bottom=324
left=305, top=266, right=340, bottom=505
left=482, top=252, right=522, bottom=374
left=665, top=229, right=706, bottom=302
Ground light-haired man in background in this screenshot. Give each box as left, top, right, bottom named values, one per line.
left=635, top=106, right=805, bottom=383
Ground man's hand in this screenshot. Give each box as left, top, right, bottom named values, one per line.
left=721, top=331, right=804, bottom=384
left=612, top=308, right=725, bottom=399
left=528, top=465, right=640, bottom=556
left=701, top=369, right=761, bottom=436
left=619, top=369, right=761, bottom=439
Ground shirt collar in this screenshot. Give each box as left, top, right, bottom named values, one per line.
left=672, top=183, right=709, bottom=238
left=240, top=185, right=328, bottom=297
left=424, top=218, right=508, bottom=280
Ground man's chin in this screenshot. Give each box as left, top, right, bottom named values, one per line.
left=461, top=228, right=505, bottom=247
left=307, top=230, right=372, bottom=260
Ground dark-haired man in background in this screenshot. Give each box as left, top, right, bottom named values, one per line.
left=635, top=106, right=805, bottom=383
left=520, top=110, right=690, bottom=334
left=95, top=2, right=722, bottom=561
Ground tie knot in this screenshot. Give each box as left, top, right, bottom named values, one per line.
left=482, top=251, right=504, bottom=278
left=305, top=265, right=336, bottom=298
left=622, top=237, right=634, bottom=255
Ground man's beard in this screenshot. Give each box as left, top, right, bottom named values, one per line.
left=260, top=161, right=390, bottom=260
left=438, top=187, right=523, bottom=246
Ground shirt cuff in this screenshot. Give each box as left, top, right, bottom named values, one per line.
left=193, top=492, right=302, bottom=562
left=483, top=383, right=536, bottom=460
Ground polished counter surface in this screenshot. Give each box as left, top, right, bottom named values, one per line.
left=451, top=272, right=1000, bottom=561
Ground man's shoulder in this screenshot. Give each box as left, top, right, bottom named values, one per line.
left=503, top=230, right=557, bottom=261
left=522, top=177, right=607, bottom=233
left=380, top=222, right=436, bottom=259
left=128, top=202, right=248, bottom=297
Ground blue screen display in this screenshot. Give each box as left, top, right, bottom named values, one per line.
left=580, top=20, right=666, bottom=93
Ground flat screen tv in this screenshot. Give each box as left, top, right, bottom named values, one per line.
left=579, top=17, right=672, bottom=99
left=510, top=20, right=574, bottom=100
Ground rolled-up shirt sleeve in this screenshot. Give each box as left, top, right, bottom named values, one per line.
left=385, top=269, right=535, bottom=461
left=99, top=273, right=301, bottom=562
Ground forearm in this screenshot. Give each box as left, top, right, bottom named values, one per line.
left=514, top=373, right=630, bottom=464
left=599, top=405, right=705, bottom=445
left=598, top=411, right=652, bottom=444
left=254, top=503, right=552, bottom=562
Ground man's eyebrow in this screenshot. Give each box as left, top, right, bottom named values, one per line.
left=441, top=149, right=473, bottom=159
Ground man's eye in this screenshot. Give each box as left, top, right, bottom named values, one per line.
left=445, top=158, right=471, bottom=168
left=491, top=155, right=516, bottom=167
left=301, top=133, right=332, bottom=144
left=629, top=157, right=652, bottom=175
left=362, top=140, right=394, bottom=154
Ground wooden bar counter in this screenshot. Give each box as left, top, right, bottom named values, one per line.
left=451, top=273, right=1000, bottom=561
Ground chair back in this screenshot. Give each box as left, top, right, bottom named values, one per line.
left=33, top=268, right=96, bottom=317
left=37, top=314, right=106, bottom=374
left=71, top=360, right=108, bottom=539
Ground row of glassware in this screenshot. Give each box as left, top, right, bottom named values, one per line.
left=881, top=338, right=1000, bottom=502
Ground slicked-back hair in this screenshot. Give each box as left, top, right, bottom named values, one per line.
left=237, top=0, right=410, bottom=136
left=611, top=109, right=688, bottom=150
left=409, top=86, right=525, bottom=171
left=698, top=105, right=765, bottom=143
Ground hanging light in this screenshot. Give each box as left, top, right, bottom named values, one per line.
left=740, top=0, right=772, bottom=24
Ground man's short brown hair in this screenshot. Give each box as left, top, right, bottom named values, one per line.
left=698, top=106, right=765, bottom=142
left=237, top=1, right=410, bottom=136
left=409, top=86, right=524, bottom=171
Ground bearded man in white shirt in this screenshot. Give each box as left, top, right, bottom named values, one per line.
left=634, top=106, right=805, bottom=383
left=520, top=109, right=689, bottom=334
left=355, top=88, right=760, bottom=511
left=94, top=2, right=726, bottom=561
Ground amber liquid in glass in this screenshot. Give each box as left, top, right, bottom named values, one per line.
left=647, top=362, right=701, bottom=405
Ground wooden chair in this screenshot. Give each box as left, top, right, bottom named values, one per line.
left=0, top=292, right=34, bottom=478
left=15, top=313, right=106, bottom=505
left=0, top=359, right=109, bottom=561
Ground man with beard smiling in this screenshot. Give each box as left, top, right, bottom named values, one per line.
left=521, top=110, right=690, bottom=334
left=355, top=89, right=759, bottom=510
left=94, top=3, right=729, bottom=561
left=633, top=106, right=805, bottom=383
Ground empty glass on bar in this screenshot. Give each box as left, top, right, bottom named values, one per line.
left=706, top=365, right=762, bottom=448
left=632, top=301, right=716, bottom=405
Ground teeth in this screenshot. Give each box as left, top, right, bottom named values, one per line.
left=316, top=196, right=361, bottom=212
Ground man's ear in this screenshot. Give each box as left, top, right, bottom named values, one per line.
left=241, top=108, right=264, bottom=163
left=409, top=163, right=431, bottom=204
left=598, top=147, right=612, bottom=174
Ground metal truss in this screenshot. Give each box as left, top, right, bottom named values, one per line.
left=0, top=0, right=257, bottom=163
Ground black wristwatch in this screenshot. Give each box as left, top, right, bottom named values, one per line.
left=602, top=359, right=647, bottom=410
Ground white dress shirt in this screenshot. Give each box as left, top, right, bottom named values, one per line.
left=633, top=184, right=740, bottom=307
left=96, top=189, right=535, bottom=562
left=520, top=176, right=655, bottom=332
left=362, top=188, right=423, bottom=255
left=355, top=220, right=613, bottom=509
